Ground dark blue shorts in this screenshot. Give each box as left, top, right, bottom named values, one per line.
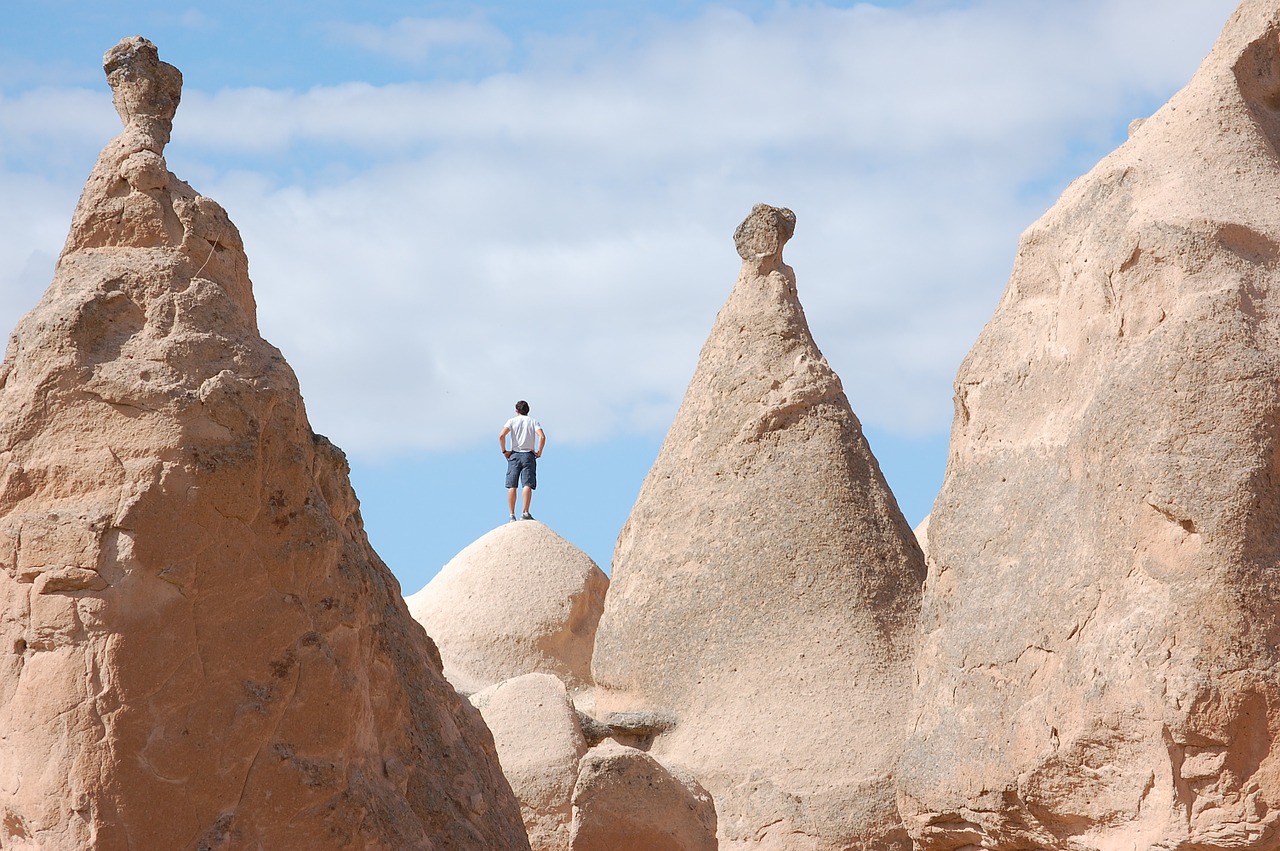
left=506, top=452, right=537, bottom=489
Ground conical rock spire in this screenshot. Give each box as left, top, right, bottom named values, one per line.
left=0, top=37, right=527, bottom=850
left=591, top=204, right=925, bottom=849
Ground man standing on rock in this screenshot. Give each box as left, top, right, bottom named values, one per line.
left=500, top=400, right=545, bottom=522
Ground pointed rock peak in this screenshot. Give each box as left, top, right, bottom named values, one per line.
left=1210, top=0, right=1280, bottom=67
left=58, top=37, right=253, bottom=323
left=591, top=204, right=924, bottom=848
left=104, top=36, right=182, bottom=153
left=734, top=202, right=795, bottom=273
left=659, top=202, right=840, bottom=446
left=0, top=39, right=528, bottom=850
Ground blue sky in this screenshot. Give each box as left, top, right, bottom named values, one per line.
left=0, top=1, right=1239, bottom=593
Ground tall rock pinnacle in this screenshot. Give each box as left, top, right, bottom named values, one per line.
left=0, top=37, right=528, bottom=849
left=591, top=204, right=926, bottom=849
left=899, top=2, right=1280, bottom=848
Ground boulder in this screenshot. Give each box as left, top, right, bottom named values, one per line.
left=471, top=673, right=588, bottom=851
left=568, top=740, right=716, bottom=851
left=899, top=3, right=1280, bottom=848
left=590, top=204, right=925, bottom=849
left=0, top=37, right=527, bottom=850
left=407, top=520, right=608, bottom=695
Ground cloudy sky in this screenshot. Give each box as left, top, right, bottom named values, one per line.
left=1, top=0, right=1239, bottom=591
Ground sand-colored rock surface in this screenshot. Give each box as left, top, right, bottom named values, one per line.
left=590, top=204, right=926, bottom=849
left=472, top=673, right=588, bottom=851
left=0, top=37, right=527, bottom=850
left=899, top=3, right=1280, bottom=848
left=568, top=740, right=716, bottom=851
left=407, top=520, right=608, bottom=695
left=913, top=513, right=930, bottom=557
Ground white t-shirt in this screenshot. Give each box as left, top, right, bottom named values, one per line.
left=504, top=415, right=542, bottom=452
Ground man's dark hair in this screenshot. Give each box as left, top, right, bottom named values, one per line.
left=515, top=400, right=530, bottom=415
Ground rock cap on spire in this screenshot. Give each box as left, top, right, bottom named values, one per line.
left=733, top=203, right=796, bottom=273
left=103, top=36, right=182, bottom=153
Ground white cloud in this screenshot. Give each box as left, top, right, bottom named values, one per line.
left=326, top=16, right=512, bottom=68
left=0, top=88, right=117, bottom=170
left=0, top=0, right=1241, bottom=456
left=0, top=170, right=81, bottom=328
left=169, top=1, right=1230, bottom=160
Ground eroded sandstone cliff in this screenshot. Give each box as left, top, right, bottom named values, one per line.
left=900, top=2, right=1280, bottom=848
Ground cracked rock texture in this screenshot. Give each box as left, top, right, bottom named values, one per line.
left=591, top=204, right=926, bottom=849
left=406, top=520, right=608, bottom=696
left=899, top=3, right=1280, bottom=849
left=0, top=37, right=527, bottom=850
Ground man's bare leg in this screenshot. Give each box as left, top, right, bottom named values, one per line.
left=508, top=487, right=518, bottom=517
left=522, top=486, right=533, bottom=516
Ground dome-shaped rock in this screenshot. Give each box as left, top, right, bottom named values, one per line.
left=407, top=520, right=608, bottom=695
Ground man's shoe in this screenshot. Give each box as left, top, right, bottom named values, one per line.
left=522, top=512, right=534, bottom=521
left=510, top=514, right=517, bottom=522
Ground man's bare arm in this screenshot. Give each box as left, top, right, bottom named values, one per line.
left=499, top=425, right=511, bottom=457
left=535, top=428, right=546, bottom=458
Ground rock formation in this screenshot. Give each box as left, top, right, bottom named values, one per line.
left=0, top=37, right=527, bottom=850
left=569, top=740, right=717, bottom=851
left=590, top=204, right=926, bottom=849
left=913, top=513, right=930, bottom=557
left=471, top=673, right=588, bottom=851
left=899, top=3, right=1280, bottom=848
left=407, top=520, right=608, bottom=696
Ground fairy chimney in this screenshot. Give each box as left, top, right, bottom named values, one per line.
left=591, top=204, right=926, bottom=849
left=0, top=37, right=528, bottom=850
